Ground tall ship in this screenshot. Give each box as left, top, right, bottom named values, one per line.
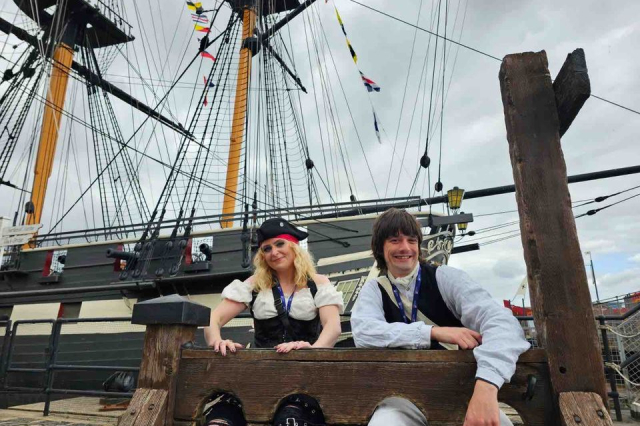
left=0, top=0, right=475, bottom=408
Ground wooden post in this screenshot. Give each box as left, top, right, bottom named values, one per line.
left=554, top=49, right=590, bottom=137
left=499, top=51, right=610, bottom=425
left=118, top=294, right=210, bottom=426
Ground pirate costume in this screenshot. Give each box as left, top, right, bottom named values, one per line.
left=204, top=218, right=343, bottom=426
left=351, top=263, right=530, bottom=426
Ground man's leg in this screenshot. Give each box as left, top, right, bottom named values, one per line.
left=368, top=397, right=513, bottom=426
left=368, top=397, right=427, bottom=426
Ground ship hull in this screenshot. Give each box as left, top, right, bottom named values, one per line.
left=0, top=213, right=454, bottom=409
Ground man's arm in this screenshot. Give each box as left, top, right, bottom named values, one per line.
left=351, top=279, right=432, bottom=349
left=437, top=265, right=530, bottom=388
left=437, top=266, right=529, bottom=426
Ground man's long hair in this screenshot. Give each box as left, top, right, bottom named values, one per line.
left=371, top=208, right=424, bottom=273
left=252, top=241, right=317, bottom=291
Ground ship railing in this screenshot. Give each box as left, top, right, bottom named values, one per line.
left=513, top=302, right=640, bottom=421
left=0, top=317, right=139, bottom=416
left=31, top=196, right=424, bottom=247
left=0, top=318, right=11, bottom=394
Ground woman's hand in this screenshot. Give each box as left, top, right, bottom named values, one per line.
left=210, top=338, right=244, bottom=356
left=275, top=341, right=312, bottom=353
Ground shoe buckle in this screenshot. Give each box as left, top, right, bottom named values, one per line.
left=286, top=418, right=299, bottom=426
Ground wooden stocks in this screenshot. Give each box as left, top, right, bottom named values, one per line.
left=500, top=50, right=611, bottom=425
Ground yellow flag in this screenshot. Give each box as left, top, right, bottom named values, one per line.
left=186, top=1, right=202, bottom=12
left=335, top=8, right=344, bottom=26
left=194, top=24, right=210, bottom=33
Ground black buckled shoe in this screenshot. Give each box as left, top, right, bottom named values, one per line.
left=203, top=394, right=247, bottom=426
left=272, top=394, right=326, bottom=426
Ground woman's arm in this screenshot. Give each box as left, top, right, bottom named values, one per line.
left=204, top=298, right=247, bottom=355
left=275, top=274, right=342, bottom=353
left=311, top=274, right=342, bottom=348
left=311, top=304, right=342, bottom=348
left=275, top=304, right=342, bottom=353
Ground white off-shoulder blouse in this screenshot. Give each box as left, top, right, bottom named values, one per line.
left=221, top=278, right=345, bottom=320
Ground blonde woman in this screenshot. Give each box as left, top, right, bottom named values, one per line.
left=204, top=217, right=343, bottom=353
left=203, top=218, right=343, bottom=426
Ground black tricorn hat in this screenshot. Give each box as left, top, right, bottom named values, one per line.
left=257, top=218, right=308, bottom=246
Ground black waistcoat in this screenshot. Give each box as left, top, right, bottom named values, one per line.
left=250, top=279, right=320, bottom=348
left=379, top=263, right=463, bottom=349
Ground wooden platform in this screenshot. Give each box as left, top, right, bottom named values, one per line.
left=1, top=403, right=638, bottom=425
left=0, top=398, right=521, bottom=425
left=3, top=397, right=120, bottom=424
left=0, top=408, right=117, bottom=425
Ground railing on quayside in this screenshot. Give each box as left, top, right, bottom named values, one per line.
left=0, top=308, right=637, bottom=419
left=0, top=318, right=12, bottom=393
left=515, top=302, right=640, bottom=422
left=0, top=317, right=138, bottom=416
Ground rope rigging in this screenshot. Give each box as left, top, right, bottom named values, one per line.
left=460, top=186, right=640, bottom=247
left=348, top=0, right=640, bottom=119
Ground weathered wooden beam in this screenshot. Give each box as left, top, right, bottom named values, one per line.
left=118, top=295, right=210, bottom=426
left=499, top=50, right=607, bottom=416
left=118, top=389, right=167, bottom=426
left=174, top=348, right=551, bottom=426
left=559, top=392, right=613, bottom=426
left=553, top=48, right=591, bottom=137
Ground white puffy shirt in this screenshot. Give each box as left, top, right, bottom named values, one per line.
left=351, top=265, right=531, bottom=389
left=221, top=278, right=345, bottom=320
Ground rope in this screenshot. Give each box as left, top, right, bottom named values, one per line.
left=606, top=362, right=640, bottom=387
left=383, top=0, right=424, bottom=198
left=599, top=324, right=640, bottom=339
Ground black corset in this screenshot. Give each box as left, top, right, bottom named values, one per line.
left=250, top=278, right=321, bottom=348
left=252, top=315, right=320, bottom=348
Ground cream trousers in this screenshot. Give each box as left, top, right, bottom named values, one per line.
left=368, top=397, right=513, bottom=426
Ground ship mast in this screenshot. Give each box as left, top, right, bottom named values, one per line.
left=222, top=1, right=257, bottom=228
left=25, top=33, right=76, bottom=229
left=220, top=0, right=316, bottom=228
left=12, top=0, right=134, bottom=243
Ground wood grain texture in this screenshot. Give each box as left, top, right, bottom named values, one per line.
left=118, top=388, right=166, bottom=426
left=172, top=350, right=550, bottom=425
left=553, top=48, right=590, bottom=137
left=499, top=51, right=607, bottom=406
left=181, top=347, right=547, bottom=363
left=560, top=392, right=612, bottom=426
left=118, top=388, right=152, bottom=426
left=135, top=389, right=167, bottom=426
left=138, top=325, right=195, bottom=389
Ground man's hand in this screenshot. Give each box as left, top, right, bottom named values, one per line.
left=431, top=326, right=482, bottom=349
left=464, top=380, right=500, bottom=426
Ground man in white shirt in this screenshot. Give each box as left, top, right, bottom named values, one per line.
left=350, top=208, right=530, bottom=426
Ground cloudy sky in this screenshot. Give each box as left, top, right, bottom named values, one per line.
left=0, top=0, right=639, bottom=303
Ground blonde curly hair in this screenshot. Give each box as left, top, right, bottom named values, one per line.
left=252, top=241, right=317, bottom=292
